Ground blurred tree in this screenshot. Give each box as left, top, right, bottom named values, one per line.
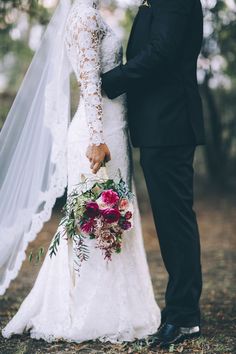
left=200, top=0, right=236, bottom=188
left=120, top=7, right=136, bottom=50
left=0, top=0, right=50, bottom=29
left=0, top=0, right=51, bottom=126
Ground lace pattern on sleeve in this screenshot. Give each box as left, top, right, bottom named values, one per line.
left=70, top=9, right=105, bottom=145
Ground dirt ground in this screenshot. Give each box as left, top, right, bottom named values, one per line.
left=0, top=191, right=235, bottom=354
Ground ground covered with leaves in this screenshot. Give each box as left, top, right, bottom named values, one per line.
left=0, top=192, right=235, bottom=354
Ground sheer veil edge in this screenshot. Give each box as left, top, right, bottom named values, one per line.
left=0, top=0, right=72, bottom=295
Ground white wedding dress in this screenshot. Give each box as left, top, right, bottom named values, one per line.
left=2, top=0, right=160, bottom=343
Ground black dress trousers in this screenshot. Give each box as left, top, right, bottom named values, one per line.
left=140, top=146, right=202, bottom=327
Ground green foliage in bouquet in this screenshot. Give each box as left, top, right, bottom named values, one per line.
left=49, top=171, right=134, bottom=269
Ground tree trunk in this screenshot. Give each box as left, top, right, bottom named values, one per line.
left=201, top=75, right=228, bottom=188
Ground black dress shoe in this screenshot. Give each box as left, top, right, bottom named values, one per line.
left=149, top=322, right=173, bottom=347
left=160, top=323, right=201, bottom=349
left=150, top=323, right=201, bottom=349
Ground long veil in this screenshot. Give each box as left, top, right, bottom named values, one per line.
left=0, top=0, right=72, bottom=295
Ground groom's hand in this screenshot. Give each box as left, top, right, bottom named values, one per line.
left=86, top=144, right=111, bottom=174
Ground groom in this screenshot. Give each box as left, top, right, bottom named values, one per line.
left=102, top=0, right=204, bottom=349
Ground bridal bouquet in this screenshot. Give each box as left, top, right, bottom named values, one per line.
left=49, top=170, right=134, bottom=268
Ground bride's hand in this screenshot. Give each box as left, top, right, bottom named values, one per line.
left=86, top=144, right=111, bottom=174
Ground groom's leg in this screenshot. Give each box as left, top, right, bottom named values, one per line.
left=140, top=146, right=202, bottom=327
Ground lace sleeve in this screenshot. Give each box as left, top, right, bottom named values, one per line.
left=76, top=10, right=105, bottom=145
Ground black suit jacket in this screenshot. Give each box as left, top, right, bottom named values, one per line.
left=102, top=0, right=205, bottom=147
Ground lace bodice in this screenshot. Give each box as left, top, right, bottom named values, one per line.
left=65, top=0, right=123, bottom=146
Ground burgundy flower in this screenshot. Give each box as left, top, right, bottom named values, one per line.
left=121, top=221, right=132, bottom=230
left=85, top=201, right=100, bottom=218
left=125, top=211, right=132, bottom=220
left=81, top=218, right=95, bottom=234
left=101, top=190, right=119, bottom=206
left=102, top=208, right=121, bottom=224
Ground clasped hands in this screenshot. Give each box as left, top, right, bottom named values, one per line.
left=86, top=143, right=111, bottom=174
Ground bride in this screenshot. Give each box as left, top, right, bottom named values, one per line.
left=0, top=0, right=160, bottom=343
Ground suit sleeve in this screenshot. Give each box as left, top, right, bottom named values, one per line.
left=102, top=0, right=195, bottom=99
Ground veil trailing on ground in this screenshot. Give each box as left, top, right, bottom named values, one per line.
left=0, top=0, right=72, bottom=295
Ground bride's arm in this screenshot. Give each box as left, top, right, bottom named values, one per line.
left=76, top=10, right=111, bottom=172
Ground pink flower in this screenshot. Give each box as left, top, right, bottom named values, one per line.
left=121, top=221, right=132, bottom=230
left=81, top=218, right=95, bottom=234
left=125, top=211, right=132, bottom=220
left=85, top=201, right=100, bottom=218
left=102, top=208, right=121, bottom=224
left=119, top=198, right=129, bottom=210
left=101, top=190, right=119, bottom=206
